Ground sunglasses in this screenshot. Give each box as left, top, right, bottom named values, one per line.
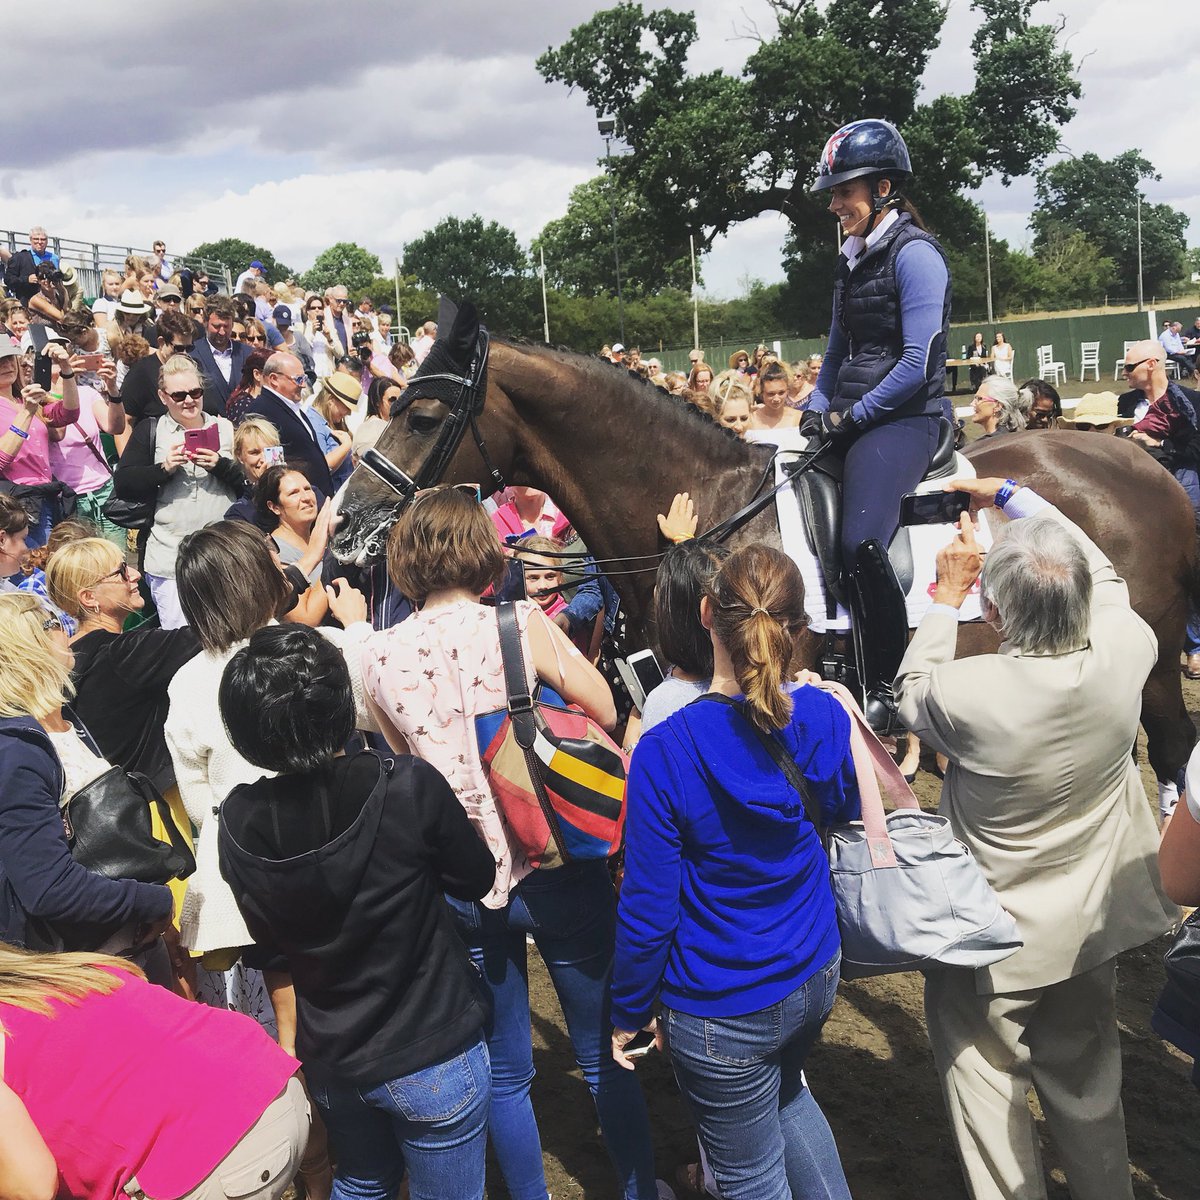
left=246, top=335, right=266, bottom=344
left=41, top=613, right=64, bottom=633
left=412, top=482, right=482, bottom=505
left=171, top=342, right=195, bottom=353
left=1073, top=422, right=1115, bottom=432
left=231, top=331, right=245, bottom=340
left=165, top=387, right=205, bottom=402
left=92, top=561, right=133, bottom=587
left=1122, top=358, right=1152, bottom=372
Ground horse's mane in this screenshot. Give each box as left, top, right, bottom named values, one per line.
left=499, top=337, right=751, bottom=449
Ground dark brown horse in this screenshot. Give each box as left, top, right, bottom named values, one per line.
left=332, top=320, right=1197, bottom=788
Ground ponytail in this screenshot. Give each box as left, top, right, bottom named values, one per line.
left=707, top=545, right=807, bottom=732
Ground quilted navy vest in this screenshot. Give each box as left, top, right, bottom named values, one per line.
left=830, top=213, right=951, bottom=418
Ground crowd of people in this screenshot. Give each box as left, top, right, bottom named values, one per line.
left=0, top=139, right=1198, bottom=1200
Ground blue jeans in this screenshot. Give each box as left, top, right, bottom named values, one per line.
left=446, top=860, right=657, bottom=1200
left=308, top=1038, right=490, bottom=1200
left=664, top=953, right=851, bottom=1200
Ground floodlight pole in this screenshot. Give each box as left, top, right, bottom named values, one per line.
left=599, top=119, right=626, bottom=344
left=984, top=209, right=994, bottom=326
left=539, top=246, right=550, bottom=344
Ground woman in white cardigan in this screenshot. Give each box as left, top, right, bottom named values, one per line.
left=163, top=520, right=374, bottom=1030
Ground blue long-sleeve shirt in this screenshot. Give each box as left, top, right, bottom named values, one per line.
left=611, top=685, right=860, bottom=1030
left=808, top=238, right=950, bottom=427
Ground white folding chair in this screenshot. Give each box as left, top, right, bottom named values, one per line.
left=1114, top=340, right=1137, bottom=381
left=1037, top=345, right=1066, bottom=386
left=1165, top=359, right=1181, bottom=380
left=1079, top=341, right=1100, bottom=382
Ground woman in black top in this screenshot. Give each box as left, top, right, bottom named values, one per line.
left=216, top=624, right=496, bottom=1200
left=47, top=538, right=200, bottom=794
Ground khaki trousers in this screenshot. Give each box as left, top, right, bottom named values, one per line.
left=924, top=958, right=1133, bottom=1200
left=125, top=1074, right=310, bottom=1200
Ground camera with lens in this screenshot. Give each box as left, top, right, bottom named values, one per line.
left=35, top=263, right=63, bottom=283
left=352, top=329, right=372, bottom=362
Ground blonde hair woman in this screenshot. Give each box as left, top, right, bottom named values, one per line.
left=0, top=593, right=173, bottom=961
left=0, top=942, right=307, bottom=1200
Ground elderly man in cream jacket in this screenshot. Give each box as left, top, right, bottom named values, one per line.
left=895, top=475, right=1177, bottom=1200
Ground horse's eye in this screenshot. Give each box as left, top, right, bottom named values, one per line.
left=407, top=411, right=442, bottom=437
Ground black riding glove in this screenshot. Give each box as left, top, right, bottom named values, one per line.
left=799, top=410, right=825, bottom=440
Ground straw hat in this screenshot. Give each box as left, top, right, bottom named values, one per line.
left=116, top=289, right=152, bottom=317
left=322, top=373, right=363, bottom=407
left=1059, top=391, right=1134, bottom=431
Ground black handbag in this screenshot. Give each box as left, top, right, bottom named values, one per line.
left=62, top=765, right=195, bottom=885
left=1152, top=910, right=1200, bottom=1082
left=101, top=492, right=154, bottom=530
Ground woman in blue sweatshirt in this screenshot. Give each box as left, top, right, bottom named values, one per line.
left=612, top=545, right=859, bottom=1200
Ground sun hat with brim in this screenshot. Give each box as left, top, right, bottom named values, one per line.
left=116, top=290, right=152, bottom=316
left=1059, top=391, right=1135, bottom=429
left=323, top=374, right=363, bottom=407
left=156, top=284, right=183, bottom=301
left=0, top=341, right=21, bottom=360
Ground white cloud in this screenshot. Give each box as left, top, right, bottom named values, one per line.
left=4, top=0, right=1192, bottom=305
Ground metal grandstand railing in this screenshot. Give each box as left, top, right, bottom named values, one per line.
left=0, top=230, right=233, bottom=299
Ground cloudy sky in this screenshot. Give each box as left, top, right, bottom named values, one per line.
left=8, top=0, right=1195, bottom=299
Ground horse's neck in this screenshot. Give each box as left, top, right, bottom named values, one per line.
left=494, top=345, right=767, bottom=616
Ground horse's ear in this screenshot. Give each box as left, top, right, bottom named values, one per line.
left=436, top=295, right=459, bottom=332
left=446, top=300, right=480, bottom=362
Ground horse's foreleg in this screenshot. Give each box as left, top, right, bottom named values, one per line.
left=1141, top=658, right=1195, bottom=819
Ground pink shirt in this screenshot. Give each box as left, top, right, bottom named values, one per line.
left=0, top=393, right=79, bottom=485
left=2, top=970, right=298, bottom=1200
left=48, top=386, right=111, bottom=495
left=490, top=496, right=570, bottom=544
left=362, top=599, right=554, bottom=908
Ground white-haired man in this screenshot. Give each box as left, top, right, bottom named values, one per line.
left=4, top=226, right=59, bottom=304
left=896, top=476, right=1177, bottom=1200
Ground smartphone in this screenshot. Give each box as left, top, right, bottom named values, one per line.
left=627, top=649, right=665, bottom=701
left=78, top=352, right=105, bottom=372
left=32, top=354, right=53, bottom=391
left=262, top=444, right=285, bottom=467
left=621, top=1028, right=657, bottom=1060
left=898, top=490, right=971, bottom=527
left=183, top=424, right=220, bottom=455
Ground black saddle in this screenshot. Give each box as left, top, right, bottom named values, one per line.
left=792, top=417, right=957, bottom=614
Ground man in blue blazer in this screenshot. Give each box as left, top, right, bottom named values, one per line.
left=190, top=297, right=252, bottom=416
left=247, top=351, right=335, bottom=496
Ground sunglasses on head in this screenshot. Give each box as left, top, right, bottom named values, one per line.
left=412, top=482, right=482, bottom=505
left=165, top=387, right=205, bottom=402
left=1123, top=358, right=1152, bottom=372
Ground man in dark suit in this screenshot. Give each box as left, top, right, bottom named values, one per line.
left=190, top=296, right=252, bottom=416
left=3, top=226, right=59, bottom=304
left=247, top=351, right=335, bottom=496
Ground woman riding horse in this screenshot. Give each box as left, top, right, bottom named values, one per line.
left=800, top=118, right=951, bottom=732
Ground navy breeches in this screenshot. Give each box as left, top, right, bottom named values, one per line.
left=839, top=414, right=943, bottom=564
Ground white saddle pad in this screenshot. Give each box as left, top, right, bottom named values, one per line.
left=744, top=429, right=993, bottom=634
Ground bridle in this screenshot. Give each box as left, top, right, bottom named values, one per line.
left=389, top=327, right=505, bottom=496
left=345, top=327, right=506, bottom=565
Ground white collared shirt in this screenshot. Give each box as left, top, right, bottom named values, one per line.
left=208, top=339, right=233, bottom=383
left=267, top=386, right=318, bottom=442
left=841, top=208, right=900, bottom=274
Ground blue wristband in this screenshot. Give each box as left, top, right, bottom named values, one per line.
left=993, top=478, right=1018, bottom=510
left=8, top=424, right=29, bottom=440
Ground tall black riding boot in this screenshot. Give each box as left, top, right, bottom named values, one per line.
left=847, top=539, right=909, bottom=735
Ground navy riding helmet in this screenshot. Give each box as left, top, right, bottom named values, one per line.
left=811, top=119, right=912, bottom=192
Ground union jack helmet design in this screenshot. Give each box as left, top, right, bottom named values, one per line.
left=812, top=119, right=912, bottom=192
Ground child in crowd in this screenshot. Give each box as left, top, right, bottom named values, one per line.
left=516, top=534, right=592, bottom=655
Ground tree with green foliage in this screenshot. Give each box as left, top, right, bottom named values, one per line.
left=300, top=242, right=383, bottom=295
left=1031, top=151, right=1189, bottom=297
left=403, top=216, right=537, bottom=337
left=533, top=175, right=695, bottom=296
left=537, top=0, right=1080, bottom=331
left=187, top=239, right=294, bottom=282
